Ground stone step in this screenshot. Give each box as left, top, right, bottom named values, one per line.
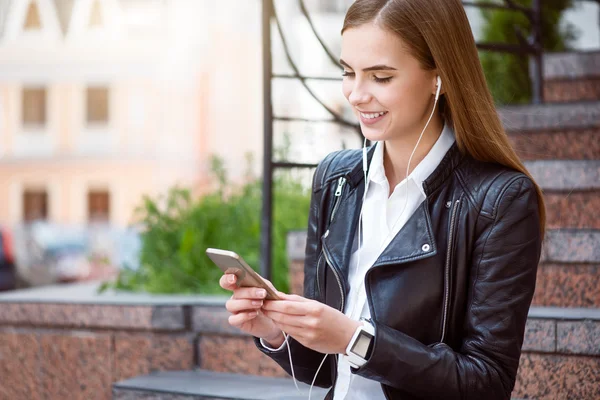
left=498, top=102, right=600, bottom=160
left=525, top=160, right=599, bottom=192
left=543, top=51, right=600, bottom=102
left=112, top=308, right=600, bottom=400
left=527, top=229, right=600, bottom=308
left=516, top=307, right=600, bottom=399
left=541, top=230, right=600, bottom=264
left=112, top=369, right=328, bottom=400
left=524, top=160, right=600, bottom=230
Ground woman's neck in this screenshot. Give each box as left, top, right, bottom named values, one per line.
left=382, top=113, right=444, bottom=193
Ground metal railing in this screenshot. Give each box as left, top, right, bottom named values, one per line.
left=259, top=0, right=546, bottom=279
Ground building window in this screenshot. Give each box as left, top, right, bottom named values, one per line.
left=89, top=0, right=103, bottom=28
left=88, top=190, right=110, bottom=222
left=22, top=88, right=46, bottom=127
left=24, top=2, right=42, bottom=30
left=86, top=87, right=109, bottom=124
left=23, top=190, right=48, bottom=222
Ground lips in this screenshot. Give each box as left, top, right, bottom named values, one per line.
left=359, top=111, right=388, bottom=125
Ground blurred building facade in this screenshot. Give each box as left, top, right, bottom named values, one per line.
left=1, top=0, right=596, bottom=229
left=0, top=0, right=267, bottom=228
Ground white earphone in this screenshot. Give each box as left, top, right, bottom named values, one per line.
left=283, top=75, right=443, bottom=400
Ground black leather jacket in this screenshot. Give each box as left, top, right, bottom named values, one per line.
left=255, top=142, right=542, bottom=400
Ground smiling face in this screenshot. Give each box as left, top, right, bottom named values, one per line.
left=341, top=22, right=439, bottom=142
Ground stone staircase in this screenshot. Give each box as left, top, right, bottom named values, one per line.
left=112, top=51, right=600, bottom=400
left=502, top=51, right=600, bottom=311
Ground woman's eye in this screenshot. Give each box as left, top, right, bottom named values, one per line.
left=373, top=76, right=392, bottom=83
left=342, top=71, right=355, bottom=77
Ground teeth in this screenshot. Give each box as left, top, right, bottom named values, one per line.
left=360, top=111, right=386, bottom=119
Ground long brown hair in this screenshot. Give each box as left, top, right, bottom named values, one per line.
left=342, top=0, right=546, bottom=237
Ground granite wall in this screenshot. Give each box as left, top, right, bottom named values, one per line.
left=0, top=278, right=598, bottom=400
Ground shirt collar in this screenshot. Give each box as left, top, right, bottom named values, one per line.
left=367, top=122, right=456, bottom=196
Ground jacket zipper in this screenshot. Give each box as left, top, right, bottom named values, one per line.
left=318, top=177, right=346, bottom=302
left=330, top=177, right=347, bottom=223
left=441, top=199, right=460, bottom=343
left=316, top=251, right=323, bottom=299
left=322, top=242, right=345, bottom=313
left=324, top=177, right=347, bottom=399
left=322, top=241, right=344, bottom=400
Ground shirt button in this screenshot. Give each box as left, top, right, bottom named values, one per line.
left=422, top=244, right=431, bottom=252
left=445, top=201, right=452, bottom=208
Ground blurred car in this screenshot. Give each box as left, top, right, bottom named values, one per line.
left=10, top=221, right=137, bottom=287
left=12, top=222, right=92, bottom=287
left=0, top=227, right=16, bottom=291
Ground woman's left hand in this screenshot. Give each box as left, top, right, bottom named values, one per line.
left=261, top=292, right=361, bottom=355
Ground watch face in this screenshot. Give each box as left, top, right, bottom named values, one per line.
left=351, top=331, right=373, bottom=358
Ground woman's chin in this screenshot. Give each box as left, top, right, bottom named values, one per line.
left=360, top=125, right=389, bottom=143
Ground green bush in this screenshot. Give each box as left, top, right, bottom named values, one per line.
left=478, top=0, right=578, bottom=104
left=105, top=154, right=312, bottom=295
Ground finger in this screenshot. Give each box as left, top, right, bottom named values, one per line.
left=260, top=277, right=277, bottom=292
left=219, top=274, right=238, bottom=290
left=277, top=293, right=310, bottom=302
left=272, top=322, right=308, bottom=341
left=226, top=298, right=263, bottom=313
left=262, top=300, right=309, bottom=315
left=262, top=309, right=306, bottom=329
left=259, top=278, right=286, bottom=299
left=228, top=310, right=259, bottom=327
left=232, top=287, right=269, bottom=300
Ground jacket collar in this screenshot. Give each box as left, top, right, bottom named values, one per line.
left=346, top=141, right=464, bottom=197
left=367, top=123, right=456, bottom=197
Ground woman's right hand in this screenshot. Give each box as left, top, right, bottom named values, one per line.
left=220, top=274, right=285, bottom=347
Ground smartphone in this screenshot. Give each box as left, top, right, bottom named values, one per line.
left=206, top=248, right=281, bottom=300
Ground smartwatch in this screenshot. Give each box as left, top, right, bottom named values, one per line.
left=344, top=318, right=375, bottom=368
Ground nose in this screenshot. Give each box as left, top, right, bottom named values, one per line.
left=347, top=80, right=372, bottom=108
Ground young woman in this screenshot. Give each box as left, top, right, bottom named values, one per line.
left=220, top=0, right=544, bottom=399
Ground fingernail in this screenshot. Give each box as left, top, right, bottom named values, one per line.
left=256, top=289, right=266, bottom=298
left=228, top=275, right=235, bottom=283
left=252, top=300, right=262, bottom=306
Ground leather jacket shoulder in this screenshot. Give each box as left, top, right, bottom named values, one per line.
left=255, top=143, right=543, bottom=400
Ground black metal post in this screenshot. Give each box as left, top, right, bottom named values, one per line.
left=531, top=0, right=544, bottom=104
left=260, top=0, right=274, bottom=281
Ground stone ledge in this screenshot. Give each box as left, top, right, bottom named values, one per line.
left=557, top=321, right=600, bottom=356
left=541, top=230, right=600, bottom=264
left=524, top=160, right=600, bottom=191
left=0, top=281, right=227, bottom=306
left=192, top=306, right=245, bottom=336
left=0, top=282, right=231, bottom=331
left=523, top=308, right=600, bottom=355
left=529, top=307, right=600, bottom=321
left=498, top=102, right=600, bottom=131
left=0, top=302, right=186, bottom=330
left=544, top=51, right=600, bottom=80
left=113, top=369, right=328, bottom=400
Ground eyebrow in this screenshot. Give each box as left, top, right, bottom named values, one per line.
left=339, top=59, right=397, bottom=72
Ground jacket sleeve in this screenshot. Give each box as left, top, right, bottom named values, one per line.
left=252, top=155, right=336, bottom=389
left=352, top=176, right=542, bottom=399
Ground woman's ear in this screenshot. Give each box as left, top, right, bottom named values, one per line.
left=433, top=73, right=445, bottom=97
